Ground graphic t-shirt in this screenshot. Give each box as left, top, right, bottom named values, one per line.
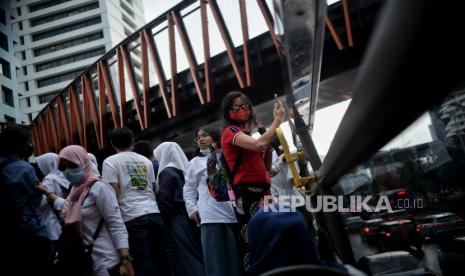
left=102, top=152, right=159, bottom=222
left=221, top=125, right=271, bottom=185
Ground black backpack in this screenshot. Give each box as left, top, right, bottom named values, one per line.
left=53, top=196, right=104, bottom=275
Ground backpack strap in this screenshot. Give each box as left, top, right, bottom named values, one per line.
left=231, top=148, right=242, bottom=180
left=92, top=218, right=104, bottom=242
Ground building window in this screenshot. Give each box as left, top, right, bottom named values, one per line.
left=32, top=16, right=101, bottom=41
left=2, top=86, right=14, bottom=107
left=34, top=31, right=104, bottom=56
left=24, top=82, right=29, bottom=91
left=21, top=51, right=25, bottom=60
left=4, top=115, right=16, bottom=123
left=37, top=69, right=83, bottom=88
left=30, top=2, right=99, bottom=27
left=39, top=92, right=59, bottom=104
left=20, top=36, right=24, bottom=45
left=23, top=66, right=27, bottom=76
left=120, top=0, right=134, bottom=18
left=0, top=32, right=8, bottom=51
left=0, top=58, right=11, bottom=79
left=0, top=7, right=6, bottom=25
left=36, top=47, right=105, bottom=72
left=124, top=27, right=132, bottom=36
left=18, top=21, right=23, bottom=30
left=26, top=97, right=31, bottom=107
left=29, top=0, right=73, bottom=13
left=122, top=14, right=136, bottom=29
left=16, top=7, right=21, bottom=17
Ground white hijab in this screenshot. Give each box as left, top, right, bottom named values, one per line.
left=37, top=152, right=70, bottom=189
left=87, top=153, right=101, bottom=176
left=153, top=142, right=189, bottom=179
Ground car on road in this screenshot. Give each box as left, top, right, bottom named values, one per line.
left=362, top=218, right=384, bottom=244
left=344, top=216, right=364, bottom=232
left=416, top=213, right=465, bottom=240
left=378, top=219, right=421, bottom=252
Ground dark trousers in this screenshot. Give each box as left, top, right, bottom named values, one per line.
left=232, top=183, right=270, bottom=271
left=125, top=213, right=173, bottom=276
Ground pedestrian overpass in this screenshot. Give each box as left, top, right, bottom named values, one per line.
left=30, top=0, right=382, bottom=156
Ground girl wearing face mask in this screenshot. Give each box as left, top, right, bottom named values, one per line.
left=38, top=145, right=134, bottom=276
left=184, top=127, right=241, bottom=276
left=37, top=153, right=71, bottom=252
left=220, top=90, right=284, bottom=271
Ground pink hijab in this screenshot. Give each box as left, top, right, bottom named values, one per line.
left=58, top=145, right=100, bottom=225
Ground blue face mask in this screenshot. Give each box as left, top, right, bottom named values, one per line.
left=64, top=168, right=85, bottom=184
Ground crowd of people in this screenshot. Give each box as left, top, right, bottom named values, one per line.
left=0, top=91, right=347, bottom=276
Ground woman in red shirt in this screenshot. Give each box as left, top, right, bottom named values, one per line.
left=220, top=90, right=284, bottom=271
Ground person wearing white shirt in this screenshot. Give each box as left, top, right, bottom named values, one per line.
left=37, top=153, right=71, bottom=243
left=184, top=127, right=241, bottom=276
left=38, top=145, right=134, bottom=276
left=102, top=128, right=172, bottom=276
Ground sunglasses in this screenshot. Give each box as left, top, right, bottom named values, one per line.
left=230, top=104, right=251, bottom=113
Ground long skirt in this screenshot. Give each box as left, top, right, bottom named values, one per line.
left=201, top=223, right=241, bottom=276
left=166, top=214, right=206, bottom=276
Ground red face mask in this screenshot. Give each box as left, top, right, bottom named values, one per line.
left=229, top=109, right=250, bottom=123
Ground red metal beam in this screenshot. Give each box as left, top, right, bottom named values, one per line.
left=342, top=0, right=354, bottom=47
left=168, top=14, right=179, bottom=117
left=47, top=106, right=60, bottom=152
left=140, top=32, right=151, bottom=128
left=69, top=86, right=84, bottom=146
left=209, top=0, right=245, bottom=88
left=142, top=29, right=173, bottom=118
left=117, top=47, right=127, bottom=127
left=39, top=114, right=50, bottom=153
left=99, top=61, right=120, bottom=128
left=121, top=46, right=145, bottom=130
left=82, top=73, right=102, bottom=149
left=239, top=0, right=252, bottom=87
left=57, top=95, right=71, bottom=145
left=81, top=78, right=90, bottom=150
left=326, top=17, right=344, bottom=50
left=31, top=123, right=41, bottom=156
left=257, top=0, right=283, bottom=55
left=200, top=0, right=213, bottom=103
left=97, top=63, right=107, bottom=149
left=171, top=11, right=206, bottom=106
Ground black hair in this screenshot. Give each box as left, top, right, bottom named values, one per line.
left=221, top=90, right=256, bottom=129
left=0, top=125, right=32, bottom=156
left=194, top=126, right=221, bottom=157
left=183, top=147, right=197, bottom=161
left=132, top=140, right=154, bottom=159
left=110, top=127, right=134, bottom=149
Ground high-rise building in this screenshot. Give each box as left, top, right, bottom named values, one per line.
left=439, top=87, right=465, bottom=139
left=5, top=0, right=145, bottom=123
left=1, top=4, right=24, bottom=123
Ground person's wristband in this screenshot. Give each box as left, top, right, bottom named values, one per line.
left=120, top=255, right=133, bottom=262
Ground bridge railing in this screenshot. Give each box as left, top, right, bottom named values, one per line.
left=30, top=0, right=354, bottom=155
